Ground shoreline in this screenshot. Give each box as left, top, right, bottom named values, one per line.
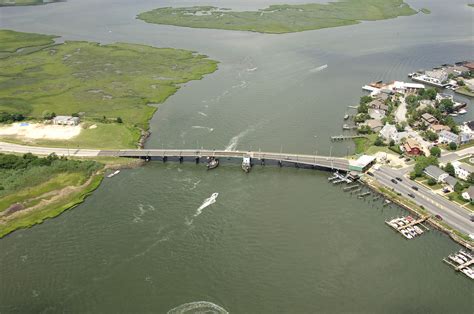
left=361, top=176, right=473, bottom=250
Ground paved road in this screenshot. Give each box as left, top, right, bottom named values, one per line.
left=0, top=141, right=100, bottom=157
left=395, top=97, right=408, bottom=123
left=440, top=146, right=474, bottom=164
left=373, top=166, right=473, bottom=235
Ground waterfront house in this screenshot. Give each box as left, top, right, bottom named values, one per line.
left=364, top=119, right=384, bottom=132
left=403, top=138, right=423, bottom=156
left=439, top=130, right=459, bottom=145
left=429, top=124, right=450, bottom=133
left=424, top=165, right=449, bottom=182
left=425, top=70, right=448, bottom=84
left=462, top=186, right=474, bottom=201
left=379, top=124, right=397, bottom=141
left=368, top=108, right=385, bottom=120
left=53, top=115, right=80, bottom=126
left=421, top=113, right=438, bottom=125
left=367, top=98, right=388, bottom=112
left=459, top=132, right=472, bottom=145
left=451, top=161, right=474, bottom=181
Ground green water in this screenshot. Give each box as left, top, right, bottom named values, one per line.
left=1, top=0, right=473, bottom=312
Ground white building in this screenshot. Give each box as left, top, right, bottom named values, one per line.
left=52, top=116, right=80, bottom=126
left=451, top=161, right=474, bottom=181
left=379, top=124, right=408, bottom=144
left=425, top=70, right=448, bottom=84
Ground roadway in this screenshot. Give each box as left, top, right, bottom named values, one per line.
left=373, top=166, right=473, bottom=235
left=0, top=141, right=100, bottom=157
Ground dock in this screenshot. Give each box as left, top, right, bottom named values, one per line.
left=443, top=250, right=474, bottom=280
left=385, top=216, right=429, bottom=239
left=331, top=135, right=365, bottom=141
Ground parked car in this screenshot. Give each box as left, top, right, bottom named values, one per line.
left=470, top=214, right=474, bottom=222
left=396, top=177, right=402, bottom=182
left=408, top=193, right=415, bottom=198
left=391, top=179, right=398, bottom=184
left=435, top=214, right=443, bottom=220
left=367, top=172, right=374, bottom=177
left=412, top=186, right=419, bottom=191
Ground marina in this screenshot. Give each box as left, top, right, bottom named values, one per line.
left=443, top=250, right=474, bottom=280
left=385, top=216, right=429, bottom=240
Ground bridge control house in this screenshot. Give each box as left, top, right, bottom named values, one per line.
left=348, top=155, right=376, bottom=172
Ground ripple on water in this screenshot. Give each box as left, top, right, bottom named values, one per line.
left=167, top=301, right=228, bottom=314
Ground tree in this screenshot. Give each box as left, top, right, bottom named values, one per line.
left=438, top=99, right=454, bottom=113
left=444, top=162, right=455, bottom=177
left=427, top=178, right=437, bottom=186
left=424, top=130, right=438, bottom=142
left=42, top=110, right=56, bottom=120
left=116, top=117, right=123, bottom=123
left=389, top=139, right=395, bottom=147
left=357, top=103, right=369, bottom=114
left=374, top=137, right=384, bottom=146
left=449, top=142, right=458, bottom=151
left=357, top=125, right=372, bottom=134
left=430, top=146, right=441, bottom=157
left=360, top=96, right=372, bottom=105
left=454, top=182, right=464, bottom=194
left=467, top=173, right=474, bottom=184
left=413, top=156, right=439, bottom=177
left=419, top=88, right=437, bottom=100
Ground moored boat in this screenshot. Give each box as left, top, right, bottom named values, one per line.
left=207, top=157, right=219, bottom=170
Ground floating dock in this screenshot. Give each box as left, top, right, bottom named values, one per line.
left=443, top=250, right=474, bottom=280
left=385, top=216, right=429, bottom=240
left=331, top=135, right=366, bottom=141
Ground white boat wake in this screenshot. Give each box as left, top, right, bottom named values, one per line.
left=194, top=193, right=219, bottom=217
left=224, top=127, right=253, bottom=151
left=198, top=111, right=208, bottom=117
left=191, top=125, right=214, bottom=132
left=309, top=64, right=328, bottom=73
left=167, top=301, right=228, bottom=314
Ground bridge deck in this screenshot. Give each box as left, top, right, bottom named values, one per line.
left=99, top=149, right=351, bottom=171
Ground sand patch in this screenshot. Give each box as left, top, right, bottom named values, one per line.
left=0, top=122, right=81, bottom=140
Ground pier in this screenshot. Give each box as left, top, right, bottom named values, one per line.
left=385, top=216, right=429, bottom=240
left=331, top=135, right=366, bottom=141
left=443, top=250, right=474, bottom=280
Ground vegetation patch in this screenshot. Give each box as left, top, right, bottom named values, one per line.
left=0, top=30, right=218, bottom=148
left=137, top=0, right=417, bottom=34
left=419, top=8, right=431, bottom=14
left=0, top=153, right=103, bottom=238
left=0, top=0, right=61, bottom=6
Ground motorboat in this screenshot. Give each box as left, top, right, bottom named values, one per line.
left=207, top=157, right=219, bottom=170
left=107, top=170, right=120, bottom=178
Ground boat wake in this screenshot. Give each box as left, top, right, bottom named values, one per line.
left=167, top=301, right=228, bottom=314
left=232, top=80, right=247, bottom=89
left=224, top=127, right=253, bottom=151
left=132, top=204, right=155, bottom=223
left=309, top=64, right=328, bottom=73
left=198, top=111, right=208, bottom=117
left=194, top=193, right=218, bottom=217
left=191, top=125, right=214, bottom=132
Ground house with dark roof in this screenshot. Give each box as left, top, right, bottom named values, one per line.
left=424, top=165, right=448, bottom=182
left=421, top=113, right=438, bottom=125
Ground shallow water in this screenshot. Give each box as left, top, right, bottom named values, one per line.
left=1, top=0, right=473, bottom=312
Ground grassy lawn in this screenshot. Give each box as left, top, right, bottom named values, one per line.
left=353, top=134, right=377, bottom=154
left=138, top=0, right=416, bottom=34
left=466, top=203, right=474, bottom=212
left=0, top=30, right=218, bottom=149
left=459, top=156, right=474, bottom=166
left=455, top=86, right=474, bottom=97
left=365, top=145, right=394, bottom=155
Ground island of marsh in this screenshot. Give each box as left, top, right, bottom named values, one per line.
left=0, top=0, right=61, bottom=6
left=0, top=153, right=104, bottom=238
left=137, top=0, right=417, bottom=34
left=0, top=30, right=218, bottom=148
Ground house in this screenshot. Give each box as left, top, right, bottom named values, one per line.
left=364, top=119, right=384, bottom=132
left=349, top=155, right=376, bottom=172
left=392, top=132, right=408, bottom=144
left=424, top=165, right=449, bottom=182
left=439, top=130, right=459, bottom=144
left=464, top=120, right=474, bottom=132
left=444, top=66, right=469, bottom=76
left=451, top=161, right=474, bottom=181
left=379, top=124, right=397, bottom=141
left=403, top=138, right=423, bottom=156
left=462, top=186, right=474, bottom=201
left=367, top=98, right=388, bottom=111
left=429, top=124, right=450, bottom=133
left=444, top=176, right=458, bottom=191
left=459, top=132, right=472, bottom=145
left=425, top=70, right=448, bottom=84
left=52, top=115, right=80, bottom=126
left=368, top=108, right=386, bottom=120
left=421, top=113, right=438, bottom=125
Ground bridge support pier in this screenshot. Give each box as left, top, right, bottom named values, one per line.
left=278, top=160, right=282, bottom=168
left=179, top=156, right=183, bottom=164
left=295, top=163, right=299, bottom=168
left=163, top=156, right=167, bottom=163
left=195, top=157, right=200, bottom=164
left=261, top=158, right=265, bottom=166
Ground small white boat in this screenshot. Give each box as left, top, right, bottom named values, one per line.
left=107, top=170, right=120, bottom=178
left=414, top=226, right=423, bottom=235
left=458, top=109, right=467, bottom=114
left=461, top=268, right=474, bottom=279
left=449, top=113, right=458, bottom=117
left=247, top=67, right=258, bottom=72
